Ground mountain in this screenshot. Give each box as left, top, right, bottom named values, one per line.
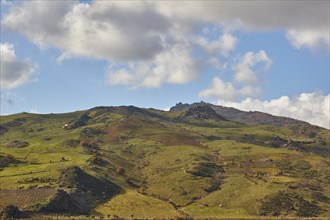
left=0, top=103, right=329, bottom=219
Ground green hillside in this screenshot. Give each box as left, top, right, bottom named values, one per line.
left=0, top=105, right=329, bottom=219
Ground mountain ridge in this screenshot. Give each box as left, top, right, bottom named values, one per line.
left=1, top=101, right=319, bottom=128
left=170, top=101, right=315, bottom=128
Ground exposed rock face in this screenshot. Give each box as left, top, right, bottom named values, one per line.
left=185, top=105, right=227, bottom=121
left=39, top=190, right=85, bottom=214
left=3, top=118, right=26, bottom=127
left=67, top=114, right=91, bottom=130
left=169, top=102, right=193, bottom=112
left=0, top=125, right=8, bottom=135
left=39, top=166, right=121, bottom=215
left=0, top=205, right=28, bottom=219
left=270, top=136, right=288, bottom=148
left=59, top=166, right=119, bottom=194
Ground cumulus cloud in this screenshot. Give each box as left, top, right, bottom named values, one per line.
left=199, top=77, right=262, bottom=101
left=286, top=29, right=329, bottom=50
left=200, top=50, right=271, bottom=101
left=234, top=50, right=271, bottom=84
left=3, top=1, right=328, bottom=64
left=106, top=44, right=199, bottom=88
left=3, top=1, right=168, bottom=62
left=215, top=92, right=330, bottom=129
left=197, top=31, right=237, bottom=56
left=2, top=1, right=328, bottom=91
left=0, top=43, right=37, bottom=90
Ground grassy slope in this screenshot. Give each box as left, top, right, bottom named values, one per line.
left=0, top=108, right=329, bottom=218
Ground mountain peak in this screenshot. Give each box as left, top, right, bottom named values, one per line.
left=185, top=105, right=227, bottom=121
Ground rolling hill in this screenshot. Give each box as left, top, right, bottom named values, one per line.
left=0, top=103, right=329, bottom=219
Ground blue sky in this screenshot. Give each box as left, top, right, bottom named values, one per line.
left=0, top=0, right=329, bottom=128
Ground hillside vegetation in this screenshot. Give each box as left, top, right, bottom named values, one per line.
left=0, top=103, right=329, bottom=219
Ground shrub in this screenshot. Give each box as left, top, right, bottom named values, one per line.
left=61, top=139, right=80, bottom=148
left=116, top=167, right=126, bottom=175
left=87, top=155, right=108, bottom=166
left=296, top=200, right=321, bottom=217
left=6, top=140, right=29, bottom=148
left=293, top=160, right=312, bottom=170
left=260, top=190, right=322, bottom=217
left=80, top=127, right=102, bottom=138
left=260, top=191, right=294, bottom=216
left=276, top=160, right=292, bottom=171
left=0, top=154, right=20, bottom=168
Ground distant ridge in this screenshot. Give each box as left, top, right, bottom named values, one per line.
left=170, top=102, right=314, bottom=127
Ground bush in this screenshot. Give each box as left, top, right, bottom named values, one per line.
left=260, top=190, right=322, bottom=217
left=116, top=167, right=126, bottom=175
left=87, top=155, right=108, bottom=166
left=276, top=160, right=292, bottom=171
left=6, top=140, right=29, bottom=148
left=293, top=160, right=311, bottom=170
left=62, top=139, right=80, bottom=148
left=260, top=191, right=294, bottom=216
left=0, top=154, right=19, bottom=168
left=80, top=127, right=102, bottom=139
left=296, top=200, right=321, bottom=217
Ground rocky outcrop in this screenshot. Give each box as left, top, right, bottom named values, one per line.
left=39, top=190, right=85, bottom=214
left=184, top=105, right=227, bottom=121
left=0, top=205, right=28, bottom=219
left=38, top=166, right=121, bottom=215
left=66, top=114, right=91, bottom=130
left=0, top=125, right=8, bottom=135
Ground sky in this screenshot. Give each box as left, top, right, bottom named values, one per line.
left=0, top=0, right=329, bottom=128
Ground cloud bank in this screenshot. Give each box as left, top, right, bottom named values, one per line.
left=4, top=1, right=328, bottom=60
left=0, top=43, right=37, bottom=90
left=2, top=1, right=329, bottom=89
left=216, top=92, right=330, bottom=129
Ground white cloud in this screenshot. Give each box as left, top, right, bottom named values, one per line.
left=106, top=44, right=199, bottom=88
left=0, top=43, right=37, bottom=89
left=3, top=1, right=169, bottom=62
left=199, top=77, right=262, bottom=101
left=200, top=50, right=271, bottom=101
left=2, top=1, right=328, bottom=91
left=234, top=50, right=272, bottom=84
left=197, top=31, right=237, bottom=56
left=215, top=92, right=330, bottom=129
left=3, top=1, right=328, bottom=64
left=157, top=1, right=329, bottom=49
left=286, top=29, right=330, bottom=50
